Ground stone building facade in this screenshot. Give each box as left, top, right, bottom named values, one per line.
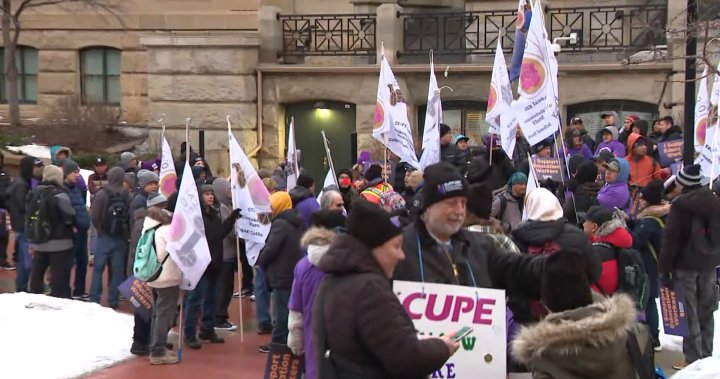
left=0, top=0, right=716, bottom=180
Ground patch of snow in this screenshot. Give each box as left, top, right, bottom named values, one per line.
left=673, top=357, right=720, bottom=378
left=0, top=293, right=134, bottom=379
left=80, top=169, right=94, bottom=207
left=5, top=144, right=52, bottom=159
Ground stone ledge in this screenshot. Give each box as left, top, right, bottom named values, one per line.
left=140, top=33, right=261, bottom=48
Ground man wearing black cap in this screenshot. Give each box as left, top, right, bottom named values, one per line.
left=437, top=123, right=466, bottom=174
left=659, top=164, right=720, bottom=369
left=569, top=117, right=597, bottom=152
left=394, top=162, right=544, bottom=298
left=88, top=157, right=109, bottom=197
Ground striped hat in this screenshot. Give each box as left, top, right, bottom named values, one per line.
left=676, top=164, right=701, bottom=188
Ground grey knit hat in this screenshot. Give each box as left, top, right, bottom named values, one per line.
left=146, top=192, right=167, bottom=208
left=137, top=169, right=159, bottom=189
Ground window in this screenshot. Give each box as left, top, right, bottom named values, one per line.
left=80, top=47, right=121, bottom=105
left=566, top=100, right=658, bottom=138
left=418, top=100, right=488, bottom=146
left=0, top=46, right=39, bottom=104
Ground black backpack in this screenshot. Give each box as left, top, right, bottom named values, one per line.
left=594, top=242, right=650, bottom=310
left=25, top=186, right=59, bottom=244
left=102, top=191, right=129, bottom=237
left=687, top=215, right=720, bottom=256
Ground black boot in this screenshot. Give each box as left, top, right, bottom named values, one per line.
left=184, top=335, right=202, bottom=350
left=199, top=329, right=225, bottom=344
left=130, top=341, right=149, bottom=356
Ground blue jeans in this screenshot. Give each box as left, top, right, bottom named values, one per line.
left=183, top=276, right=218, bottom=338
left=254, top=267, right=272, bottom=330
left=14, top=232, right=31, bottom=292
left=90, top=235, right=127, bottom=306
left=271, top=288, right=291, bottom=344
left=67, top=229, right=88, bottom=297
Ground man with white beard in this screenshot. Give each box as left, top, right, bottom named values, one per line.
left=394, top=162, right=545, bottom=292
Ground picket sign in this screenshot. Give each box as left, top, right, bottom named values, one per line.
left=394, top=281, right=507, bottom=379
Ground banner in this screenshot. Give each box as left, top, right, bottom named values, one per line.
left=522, top=157, right=538, bottom=221
left=695, top=67, right=711, bottom=149
left=657, top=140, right=684, bottom=167
left=486, top=39, right=513, bottom=133
left=159, top=136, right=177, bottom=198
left=531, top=157, right=562, bottom=182
left=420, top=58, right=442, bottom=169
left=509, top=0, right=532, bottom=82
left=500, top=100, right=523, bottom=159
left=263, top=344, right=304, bottom=379
left=286, top=118, right=300, bottom=191
left=117, top=276, right=153, bottom=321
left=696, top=120, right=720, bottom=181
left=659, top=280, right=689, bottom=337
left=394, top=281, right=507, bottom=379
left=229, top=131, right=273, bottom=266
left=711, top=60, right=719, bottom=107
left=374, top=56, right=421, bottom=170
left=517, top=0, right=560, bottom=146
left=166, top=160, right=211, bottom=290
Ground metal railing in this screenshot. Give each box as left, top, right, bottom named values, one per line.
left=278, top=14, right=377, bottom=58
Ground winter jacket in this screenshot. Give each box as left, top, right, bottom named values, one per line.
left=394, top=220, right=545, bottom=298
left=491, top=191, right=524, bottom=234
left=565, top=144, right=593, bottom=161
left=655, top=125, right=683, bottom=143
left=511, top=294, right=652, bottom=379
left=467, top=150, right=516, bottom=191
left=289, top=186, right=320, bottom=230
left=50, top=145, right=87, bottom=192
left=90, top=167, right=130, bottom=237
left=314, top=233, right=451, bottom=379
left=30, top=183, right=76, bottom=252
left=128, top=190, right=149, bottom=233
left=144, top=207, right=182, bottom=289
left=513, top=136, right=532, bottom=167
left=288, top=227, right=336, bottom=379
left=257, top=209, right=304, bottom=289
left=597, top=158, right=631, bottom=212
left=631, top=204, right=669, bottom=298
left=201, top=202, right=237, bottom=278
left=563, top=181, right=602, bottom=226
left=338, top=185, right=361, bottom=212
left=6, top=156, right=36, bottom=232
left=128, top=207, right=147, bottom=277
left=590, top=219, right=634, bottom=296
left=440, top=142, right=466, bottom=175
left=625, top=133, right=663, bottom=188
left=65, top=181, right=90, bottom=231
left=212, top=178, right=242, bottom=262
left=88, top=172, right=108, bottom=196
left=594, top=140, right=626, bottom=158
left=0, top=165, right=9, bottom=210
left=659, top=187, right=720, bottom=274
left=360, top=180, right=393, bottom=205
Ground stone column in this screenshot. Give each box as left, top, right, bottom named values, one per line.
left=259, top=6, right=282, bottom=64
left=376, top=3, right=403, bottom=65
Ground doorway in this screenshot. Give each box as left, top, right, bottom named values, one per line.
left=285, top=101, right=357, bottom=190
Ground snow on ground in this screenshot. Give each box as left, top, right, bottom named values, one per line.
left=5, top=144, right=52, bottom=159
left=0, top=293, right=134, bottom=379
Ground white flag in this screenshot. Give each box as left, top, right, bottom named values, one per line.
left=695, top=67, right=711, bottom=149
left=486, top=39, right=513, bottom=133
left=159, top=136, right=177, bottom=198
left=286, top=118, right=300, bottom=191
left=166, top=161, right=211, bottom=290
left=420, top=59, right=442, bottom=169
left=517, top=0, right=560, bottom=146
left=522, top=158, right=538, bottom=221
left=316, top=168, right=337, bottom=204
left=696, top=117, right=720, bottom=182
left=500, top=99, right=524, bottom=159
left=374, top=56, right=421, bottom=170
left=228, top=131, right=272, bottom=266
left=711, top=60, right=720, bottom=107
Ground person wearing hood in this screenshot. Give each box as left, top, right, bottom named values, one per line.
left=563, top=161, right=602, bottom=226
left=569, top=116, right=597, bottom=152
left=597, top=158, right=631, bottom=212
left=336, top=169, right=361, bottom=212
left=491, top=172, right=527, bottom=234
left=118, top=151, right=139, bottom=173
left=467, top=134, right=516, bottom=191
left=625, top=133, right=664, bottom=189
left=90, top=167, right=131, bottom=308
left=594, top=126, right=626, bottom=158
left=28, top=165, right=77, bottom=298
left=596, top=111, right=620, bottom=143
left=360, top=164, right=393, bottom=205
left=654, top=115, right=683, bottom=143
left=630, top=119, right=659, bottom=159
left=128, top=170, right=159, bottom=234
left=659, top=164, right=720, bottom=369
left=436, top=123, right=466, bottom=174
left=257, top=191, right=304, bottom=353
left=287, top=210, right=345, bottom=379
left=288, top=173, right=320, bottom=230
left=564, top=129, right=593, bottom=160
left=629, top=180, right=669, bottom=351
left=582, top=206, right=634, bottom=297
left=183, top=185, right=240, bottom=349
left=6, top=156, right=43, bottom=288
left=511, top=187, right=601, bottom=324
left=62, top=160, right=91, bottom=300
left=314, top=201, right=458, bottom=378
left=511, top=251, right=653, bottom=379
left=51, top=145, right=88, bottom=192
left=402, top=169, right=424, bottom=219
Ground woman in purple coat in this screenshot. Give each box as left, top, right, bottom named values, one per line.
left=287, top=210, right=345, bottom=379
left=597, top=157, right=631, bottom=212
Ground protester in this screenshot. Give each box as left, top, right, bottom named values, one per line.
left=119, top=151, right=139, bottom=173
left=63, top=160, right=90, bottom=300
left=402, top=169, right=423, bottom=218
left=663, top=175, right=682, bottom=202
left=28, top=165, right=76, bottom=298
left=597, top=157, right=631, bottom=212
left=564, top=129, right=593, bottom=160
left=351, top=150, right=371, bottom=181
left=289, top=174, right=320, bottom=230
left=123, top=173, right=137, bottom=195
left=512, top=128, right=533, bottom=167
left=625, top=133, right=664, bottom=188
left=257, top=191, right=304, bottom=353
left=211, top=178, right=241, bottom=331
left=563, top=161, right=602, bottom=226
left=319, top=190, right=344, bottom=211
left=0, top=151, right=10, bottom=271
left=593, top=150, right=615, bottom=184
left=438, top=123, right=466, bottom=173
left=465, top=183, right=521, bottom=254
left=287, top=210, right=345, bottom=379
left=336, top=169, right=361, bottom=212
left=619, top=114, right=638, bottom=144
left=454, top=134, right=473, bottom=168
left=88, top=157, right=109, bottom=196
left=467, top=135, right=515, bottom=191
left=582, top=206, right=633, bottom=296
left=569, top=116, right=596, bottom=152
left=532, top=139, right=553, bottom=158
left=128, top=191, right=154, bottom=356
left=594, top=126, right=626, bottom=158
left=360, top=164, right=393, bottom=205
left=129, top=170, right=160, bottom=235
left=597, top=111, right=620, bottom=143
left=654, top=116, right=683, bottom=143
left=491, top=172, right=527, bottom=234
left=314, top=201, right=458, bottom=378
left=7, top=157, right=43, bottom=289
left=659, top=164, right=720, bottom=369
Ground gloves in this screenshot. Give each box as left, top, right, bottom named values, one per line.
left=660, top=273, right=673, bottom=288
left=230, top=208, right=242, bottom=220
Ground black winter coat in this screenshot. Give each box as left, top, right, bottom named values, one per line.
left=631, top=205, right=669, bottom=298
left=440, top=143, right=467, bottom=175
left=6, top=156, right=36, bottom=232
left=563, top=181, right=602, bottom=226
left=201, top=204, right=236, bottom=278
left=314, top=233, right=450, bottom=379
left=257, top=209, right=303, bottom=289
left=467, top=150, right=515, bottom=191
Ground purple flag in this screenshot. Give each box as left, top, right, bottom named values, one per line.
left=264, top=344, right=304, bottom=379
left=659, top=280, right=689, bottom=337
left=117, top=276, right=153, bottom=321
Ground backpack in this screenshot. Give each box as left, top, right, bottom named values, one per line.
left=133, top=224, right=168, bottom=282
left=687, top=215, right=720, bottom=256
left=102, top=191, right=129, bottom=237
left=25, top=186, right=59, bottom=244
left=594, top=242, right=650, bottom=310
left=379, top=190, right=406, bottom=212
left=643, top=216, right=665, bottom=261
left=527, top=240, right=562, bottom=256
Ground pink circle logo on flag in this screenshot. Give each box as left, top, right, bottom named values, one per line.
left=487, top=84, right=498, bottom=113
left=696, top=117, right=708, bottom=145
left=248, top=175, right=271, bottom=207
left=168, top=213, right=186, bottom=240
left=520, top=57, right=546, bottom=96
left=159, top=173, right=177, bottom=198
left=374, top=101, right=385, bottom=129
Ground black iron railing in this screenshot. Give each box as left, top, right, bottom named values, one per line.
left=278, top=14, right=377, bottom=58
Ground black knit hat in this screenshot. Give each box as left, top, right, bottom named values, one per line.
left=639, top=180, right=664, bottom=206
left=533, top=139, right=552, bottom=154
left=542, top=251, right=593, bottom=312
left=63, top=159, right=80, bottom=178
left=567, top=154, right=586, bottom=176
left=585, top=205, right=613, bottom=226
left=422, top=162, right=468, bottom=210
left=574, top=161, right=598, bottom=184
left=439, top=123, right=452, bottom=137
left=466, top=183, right=492, bottom=219
left=346, top=201, right=402, bottom=249
left=677, top=164, right=702, bottom=188
left=297, top=173, right=315, bottom=189
left=310, top=209, right=346, bottom=230
left=365, top=164, right=383, bottom=182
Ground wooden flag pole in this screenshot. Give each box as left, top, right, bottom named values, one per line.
left=227, top=115, right=245, bottom=343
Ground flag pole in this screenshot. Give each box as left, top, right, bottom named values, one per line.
left=227, top=115, right=245, bottom=342
left=159, top=113, right=167, bottom=151
left=177, top=117, right=191, bottom=361
left=710, top=117, right=720, bottom=189
left=321, top=131, right=339, bottom=188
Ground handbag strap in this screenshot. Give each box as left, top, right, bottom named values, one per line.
left=626, top=329, right=654, bottom=379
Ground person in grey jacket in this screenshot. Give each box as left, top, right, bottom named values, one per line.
left=28, top=165, right=76, bottom=298
left=491, top=172, right=527, bottom=234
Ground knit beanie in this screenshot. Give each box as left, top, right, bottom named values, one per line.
left=120, top=151, right=136, bottom=164
left=574, top=161, right=598, bottom=184
left=567, top=155, right=586, bottom=176
left=625, top=115, right=638, bottom=126
left=542, top=251, right=593, bottom=313
left=62, top=159, right=80, bottom=178
left=346, top=201, right=402, bottom=249
left=137, top=170, right=159, bottom=189
left=466, top=183, right=493, bottom=219
left=357, top=150, right=371, bottom=165
left=297, top=173, right=315, bottom=189
left=338, top=168, right=353, bottom=179
left=506, top=172, right=528, bottom=192
left=310, top=209, right=346, bottom=230
left=524, top=187, right=563, bottom=222
left=584, top=205, right=613, bottom=226
left=365, top=164, right=383, bottom=182
left=146, top=193, right=167, bottom=208
left=199, top=184, right=214, bottom=195
left=422, top=162, right=468, bottom=210
left=43, top=165, right=64, bottom=186
left=270, top=191, right=292, bottom=218
left=439, top=123, right=452, bottom=137
left=639, top=180, right=665, bottom=206
left=124, top=173, right=136, bottom=189
left=677, top=164, right=702, bottom=188
left=533, top=139, right=552, bottom=154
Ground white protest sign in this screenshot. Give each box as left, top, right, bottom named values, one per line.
left=394, top=281, right=507, bottom=379
left=487, top=38, right=513, bottom=133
